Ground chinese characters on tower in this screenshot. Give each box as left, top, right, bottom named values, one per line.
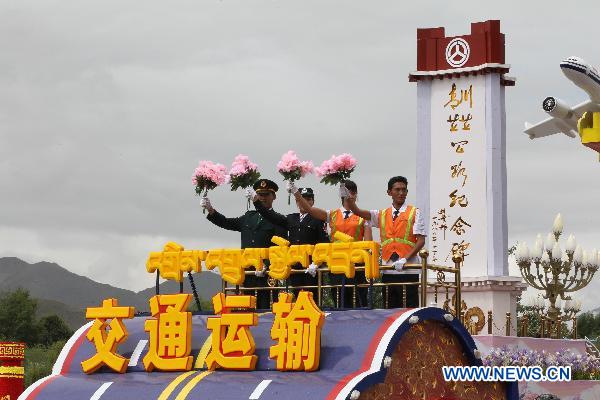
left=429, top=79, right=483, bottom=263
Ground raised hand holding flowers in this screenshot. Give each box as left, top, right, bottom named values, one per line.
left=228, top=154, right=261, bottom=209
left=315, top=153, right=357, bottom=196
left=192, top=160, right=228, bottom=214
left=277, top=150, right=314, bottom=204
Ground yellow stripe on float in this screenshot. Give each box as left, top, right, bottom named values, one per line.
left=157, top=370, right=197, bottom=400
left=174, top=371, right=213, bottom=400
left=194, top=334, right=213, bottom=369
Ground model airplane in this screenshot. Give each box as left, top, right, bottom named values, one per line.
left=524, top=57, right=600, bottom=140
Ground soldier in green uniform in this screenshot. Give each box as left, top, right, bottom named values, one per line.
left=201, top=179, right=287, bottom=310
left=245, top=186, right=329, bottom=300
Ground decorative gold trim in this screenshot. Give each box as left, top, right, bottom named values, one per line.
left=443, top=293, right=466, bottom=316
left=0, top=343, right=25, bottom=359
left=464, top=306, right=486, bottom=334
left=0, top=366, right=24, bottom=375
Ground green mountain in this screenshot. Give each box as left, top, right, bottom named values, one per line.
left=0, top=257, right=222, bottom=329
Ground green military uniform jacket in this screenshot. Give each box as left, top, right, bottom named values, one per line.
left=206, top=210, right=288, bottom=248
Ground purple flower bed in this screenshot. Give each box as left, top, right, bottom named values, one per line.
left=482, top=346, right=600, bottom=380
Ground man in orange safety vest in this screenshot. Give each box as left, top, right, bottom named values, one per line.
left=346, top=176, right=425, bottom=308
left=289, top=180, right=372, bottom=308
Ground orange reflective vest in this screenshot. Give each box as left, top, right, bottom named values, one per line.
left=329, top=209, right=365, bottom=242
left=379, top=206, right=417, bottom=261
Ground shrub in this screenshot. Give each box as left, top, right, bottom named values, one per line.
left=25, top=341, right=66, bottom=387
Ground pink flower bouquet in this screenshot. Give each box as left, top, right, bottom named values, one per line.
left=192, top=160, right=228, bottom=213
left=277, top=150, right=314, bottom=204
left=315, top=153, right=357, bottom=185
left=229, top=154, right=261, bottom=191
left=228, top=154, right=261, bottom=209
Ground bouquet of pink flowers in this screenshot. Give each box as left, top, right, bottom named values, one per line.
left=315, top=153, right=357, bottom=185
left=229, top=154, right=261, bottom=190
left=228, top=154, right=261, bottom=209
left=192, top=160, right=228, bottom=213
left=277, top=150, right=314, bottom=204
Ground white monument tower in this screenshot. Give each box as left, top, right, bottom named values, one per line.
left=409, top=20, right=526, bottom=335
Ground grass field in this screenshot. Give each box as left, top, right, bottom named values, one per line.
left=24, top=341, right=65, bottom=387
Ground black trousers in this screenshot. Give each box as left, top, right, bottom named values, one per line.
left=382, top=273, right=419, bottom=308
left=330, top=271, right=368, bottom=309
left=243, top=275, right=271, bottom=310
left=289, top=265, right=319, bottom=302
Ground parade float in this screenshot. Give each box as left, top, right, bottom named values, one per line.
left=8, top=20, right=600, bottom=400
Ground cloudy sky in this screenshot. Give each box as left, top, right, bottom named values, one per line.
left=1, top=1, right=599, bottom=308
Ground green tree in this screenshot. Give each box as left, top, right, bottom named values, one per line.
left=517, top=298, right=571, bottom=338
left=0, top=288, right=39, bottom=344
left=0, top=289, right=74, bottom=346
left=577, top=312, right=600, bottom=339
left=37, top=315, right=73, bottom=346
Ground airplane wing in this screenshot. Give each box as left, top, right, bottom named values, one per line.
left=571, top=99, right=595, bottom=118
left=525, top=117, right=577, bottom=139
left=524, top=100, right=594, bottom=139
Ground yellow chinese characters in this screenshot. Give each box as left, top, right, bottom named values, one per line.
left=329, top=241, right=354, bottom=278
left=81, top=292, right=328, bottom=374
left=268, top=236, right=292, bottom=280
left=287, top=244, right=315, bottom=269
left=206, top=248, right=271, bottom=285
left=449, top=189, right=469, bottom=208
left=143, top=294, right=193, bottom=372
left=450, top=161, right=468, bottom=187
left=146, top=242, right=205, bottom=282
left=241, top=247, right=269, bottom=273
left=270, top=292, right=325, bottom=371
left=147, top=239, right=380, bottom=286
left=205, top=293, right=258, bottom=370
left=444, top=83, right=473, bottom=109
left=81, top=298, right=134, bottom=374
left=269, top=236, right=314, bottom=280
left=312, top=232, right=380, bottom=279
left=350, top=241, right=380, bottom=279
left=205, top=249, right=245, bottom=285
left=450, top=140, right=468, bottom=153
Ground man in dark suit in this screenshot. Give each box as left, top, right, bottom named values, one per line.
left=201, top=179, right=287, bottom=310
left=247, top=187, right=329, bottom=300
